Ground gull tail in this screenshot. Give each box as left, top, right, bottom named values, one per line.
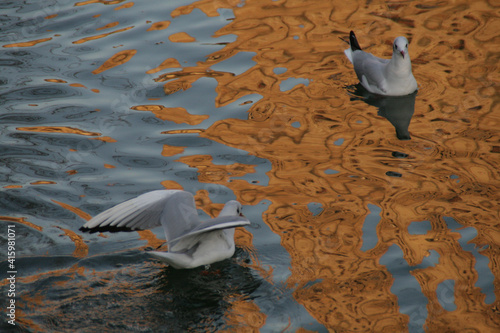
left=344, top=31, right=362, bottom=64
left=349, top=31, right=362, bottom=51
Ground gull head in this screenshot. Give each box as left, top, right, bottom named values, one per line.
left=393, top=36, right=409, bottom=59
left=219, top=200, right=244, bottom=217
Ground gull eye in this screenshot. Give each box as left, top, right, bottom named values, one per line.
left=405, top=43, right=408, bottom=48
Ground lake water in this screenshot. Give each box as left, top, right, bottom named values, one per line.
left=0, top=0, right=499, bottom=332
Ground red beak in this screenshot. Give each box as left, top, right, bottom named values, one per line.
left=400, top=51, right=405, bottom=59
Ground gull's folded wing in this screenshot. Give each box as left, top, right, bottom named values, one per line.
left=167, top=215, right=250, bottom=252
left=352, top=52, right=389, bottom=92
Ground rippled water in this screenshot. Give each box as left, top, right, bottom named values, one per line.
left=0, top=0, right=499, bottom=332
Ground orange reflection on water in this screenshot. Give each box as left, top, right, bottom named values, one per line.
left=146, top=58, right=181, bottom=74
left=220, top=298, right=267, bottom=332
left=45, top=79, right=67, bottom=83
left=0, top=216, right=43, bottom=232
left=56, top=227, right=88, bottom=258
left=68, top=83, right=87, bottom=88
left=74, top=27, right=135, bottom=45
left=171, top=0, right=240, bottom=18
left=147, top=20, right=171, bottom=31
left=16, top=126, right=101, bottom=136
left=45, top=79, right=101, bottom=93
left=161, top=144, right=186, bottom=157
left=3, top=185, right=23, bottom=189
left=153, top=64, right=233, bottom=96
left=91, top=136, right=117, bottom=142
left=75, top=0, right=126, bottom=6
left=131, top=105, right=209, bottom=125
left=160, top=129, right=205, bottom=135
left=168, top=32, right=196, bottom=43
left=52, top=200, right=92, bottom=222
left=3, top=38, right=53, bottom=48
left=167, top=0, right=500, bottom=331
left=137, top=230, right=166, bottom=250
left=91, top=49, right=137, bottom=74
left=114, top=2, right=133, bottom=10
left=96, top=21, right=119, bottom=31
left=30, top=181, right=57, bottom=185
left=178, top=155, right=257, bottom=183
left=160, top=180, right=184, bottom=190
left=15, top=126, right=116, bottom=145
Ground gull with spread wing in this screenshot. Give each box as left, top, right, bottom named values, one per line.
left=80, top=190, right=250, bottom=269
left=344, top=31, right=418, bottom=96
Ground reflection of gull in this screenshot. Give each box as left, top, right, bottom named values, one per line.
left=344, top=31, right=418, bottom=96
left=154, top=248, right=262, bottom=331
left=349, top=84, right=417, bottom=140
left=80, top=190, right=250, bottom=269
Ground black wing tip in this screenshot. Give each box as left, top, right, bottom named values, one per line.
left=349, top=31, right=362, bottom=51
left=79, top=225, right=141, bottom=234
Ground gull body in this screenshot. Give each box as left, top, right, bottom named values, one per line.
left=344, top=31, right=418, bottom=96
left=80, top=190, right=250, bottom=269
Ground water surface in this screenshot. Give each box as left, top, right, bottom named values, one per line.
left=1, top=0, right=499, bottom=332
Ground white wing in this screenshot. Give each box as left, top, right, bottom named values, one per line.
left=158, top=190, right=201, bottom=243
left=168, top=216, right=250, bottom=252
left=80, top=190, right=200, bottom=242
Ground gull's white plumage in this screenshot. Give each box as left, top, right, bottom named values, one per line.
left=80, top=190, right=250, bottom=269
left=344, top=31, right=418, bottom=96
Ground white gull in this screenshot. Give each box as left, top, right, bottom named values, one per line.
left=80, top=190, right=250, bottom=269
left=344, top=31, right=418, bottom=96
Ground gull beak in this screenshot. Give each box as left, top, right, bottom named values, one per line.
left=239, top=213, right=245, bottom=217
left=400, top=50, right=405, bottom=59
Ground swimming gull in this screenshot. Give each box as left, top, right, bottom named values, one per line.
left=80, top=190, right=250, bottom=269
left=344, top=31, right=418, bottom=96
